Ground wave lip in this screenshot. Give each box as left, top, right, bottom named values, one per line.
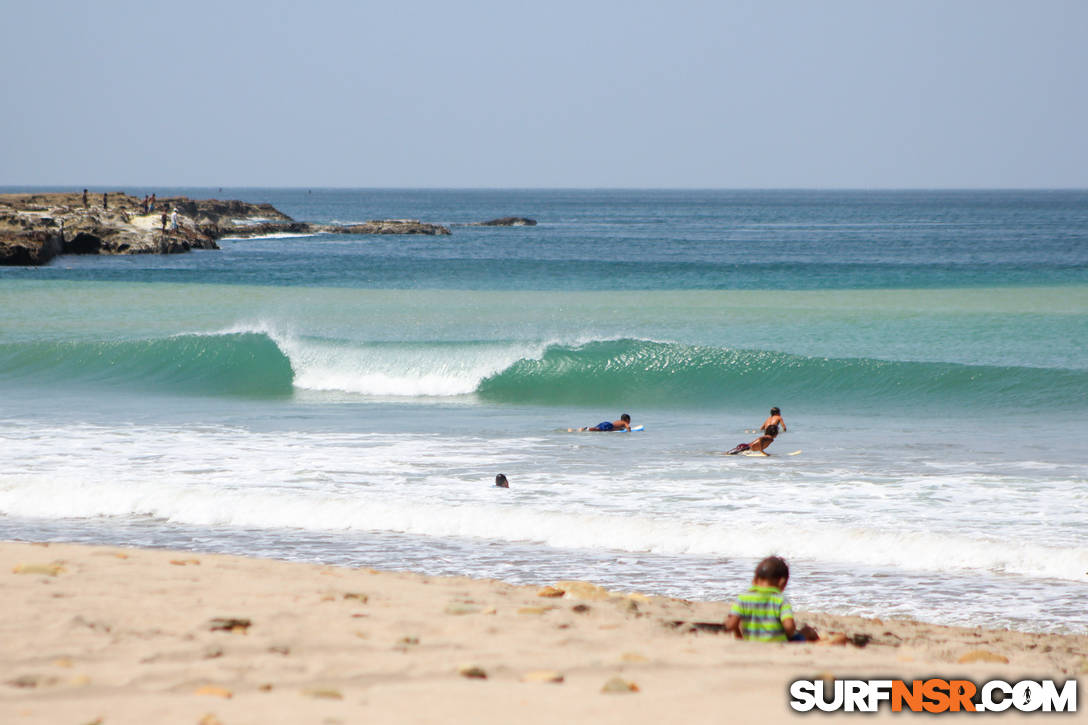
left=478, top=338, right=1088, bottom=409
left=3, top=330, right=1084, bottom=408
left=0, top=331, right=294, bottom=397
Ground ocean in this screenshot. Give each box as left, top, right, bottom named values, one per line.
left=1, top=189, right=1086, bottom=634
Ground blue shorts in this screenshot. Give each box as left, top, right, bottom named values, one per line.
left=596, top=421, right=614, bottom=431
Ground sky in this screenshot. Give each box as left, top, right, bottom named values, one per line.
left=2, top=0, right=1086, bottom=188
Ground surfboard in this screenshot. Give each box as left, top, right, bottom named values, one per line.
left=565, top=425, right=644, bottom=432
left=741, top=449, right=802, bottom=457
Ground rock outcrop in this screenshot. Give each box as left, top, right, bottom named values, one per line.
left=315, top=219, right=451, bottom=236
left=459, top=217, right=538, bottom=227
left=0, top=192, right=246, bottom=265
left=0, top=192, right=452, bottom=265
left=0, top=230, right=64, bottom=265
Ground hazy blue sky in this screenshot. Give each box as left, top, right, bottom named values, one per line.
left=2, top=1, right=1086, bottom=188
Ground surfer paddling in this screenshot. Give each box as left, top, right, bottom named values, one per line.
left=726, top=423, right=779, bottom=455
left=573, top=414, right=632, bottom=432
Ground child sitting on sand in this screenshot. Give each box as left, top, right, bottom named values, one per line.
left=724, top=556, right=818, bottom=642
left=726, top=423, right=778, bottom=455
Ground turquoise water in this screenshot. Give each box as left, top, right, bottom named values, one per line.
left=1, top=189, right=1086, bottom=633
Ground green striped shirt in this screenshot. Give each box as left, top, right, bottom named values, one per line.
left=730, top=585, right=793, bottom=642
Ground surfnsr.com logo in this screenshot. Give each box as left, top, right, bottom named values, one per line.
left=789, top=678, right=1077, bottom=713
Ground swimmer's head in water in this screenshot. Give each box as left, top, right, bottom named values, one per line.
left=495, top=474, right=509, bottom=488
left=764, top=424, right=779, bottom=437
left=620, top=414, right=631, bottom=423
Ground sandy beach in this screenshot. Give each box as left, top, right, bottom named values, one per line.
left=1, top=541, right=1083, bottom=723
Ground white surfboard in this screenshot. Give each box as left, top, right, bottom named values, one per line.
left=741, top=449, right=802, bottom=457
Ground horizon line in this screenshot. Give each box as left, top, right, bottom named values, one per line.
left=2, top=185, right=1088, bottom=193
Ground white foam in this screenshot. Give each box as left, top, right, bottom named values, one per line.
left=219, top=232, right=321, bottom=241
left=4, top=469, right=1085, bottom=582
left=201, top=321, right=557, bottom=397
left=1, top=421, right=1086, bottom=583
left=286, top=340, right=539, bottom=397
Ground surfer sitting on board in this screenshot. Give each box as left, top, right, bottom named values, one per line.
left=760, top=406, right=786, bottom=433
left=578, top=414, right=631, bottom=432
left=727, top=423, right=778, bottom=455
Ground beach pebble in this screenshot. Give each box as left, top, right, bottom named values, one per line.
left=620, top=652, right=648, bottom=663
left=445, top=602, right=482, bottom=615
left=957, top=649, right=1009, bottom=664
left=343, top=592, right=368, bottom=603
left=170, top=558, right=200, bottom=566
left=303, top=688, right=343, bottom=699
left=12, top=563, right=66, bottom=576
left=458, top=665, right=488, bottom=679
left=522, top=670, right=564, bottom=683
left=601, top=676, right=639, bottom=693
left=70, top=615, right=111, bottom=633
left=555, top=580, right=611, bottom=601
left=198, top=715, right=223, bottom=725
left=194, top=685, right=233, bottom=698
left=572, top=604, right=591, bottom=614
left=517, top=606, right=555, bottom=615
left=7, top=674, right=51, bottom=688
left=537, top=586, right=565, bottom=598
left=208, top=617, right=251, bottom=633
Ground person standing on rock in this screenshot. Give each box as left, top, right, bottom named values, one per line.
left=149, top=193, right=156, bottom=213
left=82, top=189, right=88, bottom=208
left=170, top=208, right=179, bottom=232
left=161, top=211, right=168, bottom=233
left=102, top=192, right=108, bottom=210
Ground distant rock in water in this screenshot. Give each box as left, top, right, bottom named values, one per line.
left=0, top=192, right=451, bottom=265
left=471, top=217, right=537, bottom=227
left=315, top=219, right=451, bottom=236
